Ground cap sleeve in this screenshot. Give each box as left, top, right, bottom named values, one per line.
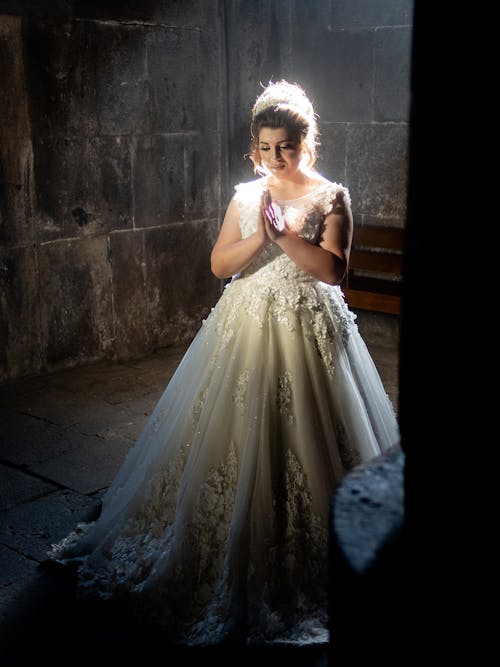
left=321, top=182, right=351, bottom=214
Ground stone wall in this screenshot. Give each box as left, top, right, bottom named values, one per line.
left=0, top=2, right=226, bottom=382
left=0, top=1, right=412, bottom=383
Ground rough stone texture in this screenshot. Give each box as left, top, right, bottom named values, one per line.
left=0, top=489, right=98, bottom=561
left=374, top=27, right=412, bottom=122
left=0, top=16, right=34, bottom=247
left=32, top=135, right=133, bottom=241
left=0, top=544, right=41, bottom=626
left=354, top=311, right=400, bottom=416
left=331, top=445, right=404, bottom=574
left=146, top=26, right=220, bottom=135
left=23, top=18, right=95, bottom=138
left=0, top=544, right=40, bottom=590
left=354, top=310, right=400, bottom=350
left=133, top=134, right=186, bottom=227
left=315, top=123, right=347, bottom=188
left=346, top=123, right=409, bottom=221
left=224, top=0, right=283, bottom=189
left=29, top=433, right=133, bottom=494
left=185, top=132, right=222, bottom=221
left=0, top=245, right=42, bottom=380
left=37, top=236, right=115, bottom=368
left=0, top=407, right=78, bottom=466
left=91, top=23, right=149, bottom=136
left=288, top=24, right=374, bottom=124
left=328, top=444, right=406, bottom=666
left=143, top=220, right=219, bottom=349
left=108, top=230, right=149, bottom=359
left=0, top=466, right=58, bottom=512
left=0, top=6, right=225, bottom=384
left=330, top=0, right=413, bottom=27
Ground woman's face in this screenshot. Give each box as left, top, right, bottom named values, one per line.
left=258, top=127, right=303, bottom=178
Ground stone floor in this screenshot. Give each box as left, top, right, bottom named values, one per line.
left=0, top=326, right=398, bottom=666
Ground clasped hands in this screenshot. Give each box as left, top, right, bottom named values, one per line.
left=259, top=190, right=291, bottom=243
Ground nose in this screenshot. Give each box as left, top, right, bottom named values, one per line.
left=273, top=146, right=282, bottom=159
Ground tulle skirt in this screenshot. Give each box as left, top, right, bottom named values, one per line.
left=49, top=273, right=399, bottom=646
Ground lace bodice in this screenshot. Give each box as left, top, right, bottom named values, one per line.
left=204, top=178, right=357, bottom=371
left=233, top=178, right=350, bottom=284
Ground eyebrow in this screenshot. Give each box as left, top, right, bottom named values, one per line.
left=258, top=139, right=293, bottom=145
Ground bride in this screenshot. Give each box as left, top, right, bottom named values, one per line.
left=49, top=80, right=400, bottom=646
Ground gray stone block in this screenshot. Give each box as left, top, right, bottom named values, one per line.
left=71, top=402, right=149, bottom=443
left=43, top=359, right=142, bottom=397
left=287, top=0, right=332, bottom=27
left=90, top=21, right=150, bottom=136
left=0, top=17, right=32, bottom=247
left=23, top=18, right=96, bottom=138
left=289, top=27, right=374, bottom=123
left=87, top=136, right=133, bottom=232
left=133, top=134, right=185, bottom=227
left=72, top=0, right=219, bottom=28
left=346, top=124, right=409, bottom=218
left=0, top=544, right=41, bottom=626
left=108, top=230, right=150, bottom=360
left=147, top=27, right=219, bottom=134
left=0, top=489, right=98, bottom=561
left=33, top=136, right=93, bottom=241
left=37, top=236, right=114, bottom=369
left=29, top=433, right=132, bottom=495
left=316, top=123, right=347, bottom=185
left=332, top=445, right=404, bottom=574
left=0, top=136, right=33, bottom=247
left=185, top=131, right=221, bottom=220
left=374, top=27, right=412, bottom=122
left=330, top=0, right=413, bottom=27
left=0, top=465, right=58, bottom=512
left=0, top=406, right=75, bottom=466
left=121, top=344, right=187, bottom=375
left=0, top=246, right=42, bottom=382
left=33, top=136, right=132, bottom=242
left=143, top=221, right=219, bottom=349
left=0, top=544, right=40, bottom=588
left=3, top=387, right=84, bottom=427
left=355, top=310, right=400, bottom=350
left=122, top=345, right=187, bottom=392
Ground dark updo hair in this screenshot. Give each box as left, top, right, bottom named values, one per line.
left=248, top=80, right=319, bottom=175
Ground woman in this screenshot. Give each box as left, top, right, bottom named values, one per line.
left=49, top=80, right=399, bottom=646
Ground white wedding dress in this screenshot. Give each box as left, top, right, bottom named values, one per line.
left=49, top=178, right=400, bottom=646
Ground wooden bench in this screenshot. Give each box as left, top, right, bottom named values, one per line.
left=341, top=224, right=404, bottom=315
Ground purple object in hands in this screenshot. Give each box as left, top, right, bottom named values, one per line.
left=264, top=202, right=285, bottom=232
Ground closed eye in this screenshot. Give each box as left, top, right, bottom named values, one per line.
left=259, top=143, right=297, bottom=151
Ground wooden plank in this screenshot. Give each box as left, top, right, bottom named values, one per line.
left=349, top=249, right=403, bottom=274
left=342, top=288, right=401, bottom=315
left=353, top=225, right=404, bottom=250
left=342, top=225, right=404, bottom=314
left=345, top=275, right=402, bottom=296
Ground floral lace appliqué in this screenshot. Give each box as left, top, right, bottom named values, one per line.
left=276, top=370, right=294, bottom=425
left=232, top=368, right=250, bottom=415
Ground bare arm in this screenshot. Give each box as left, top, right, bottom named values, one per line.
left=210, top=197, right=268, bottom=279
left=265, top=191, right=353, bottom=285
